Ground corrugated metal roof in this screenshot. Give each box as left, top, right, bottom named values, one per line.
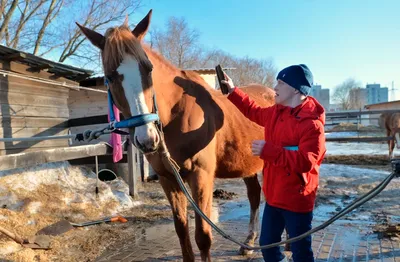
left=0, top=45, right=93, bottom=82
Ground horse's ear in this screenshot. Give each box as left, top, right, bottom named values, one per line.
left=132, top=9, right=152, bottom=41
left=123, top=14, right=129, bottom=27
left=76, top=22, right=105, bottom=50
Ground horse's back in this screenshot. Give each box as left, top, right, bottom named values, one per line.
left=213, top=84, right=275, bottom=178
left=390, top=113, right=400, bottom=128
left=178, top=72, right=275, bottom=178
left=380, top=112, right=392, bottom=130
left=240, top=84, right=275, bottom=107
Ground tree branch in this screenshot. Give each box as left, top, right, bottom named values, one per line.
left=33, top=0, right=58, bottom=55
left=0, top=0, right=18, bottom=40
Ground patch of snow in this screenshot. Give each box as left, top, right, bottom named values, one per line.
left=0, top=161, right=138, bottom=219
left=0, top=242, right=22, bottom=256
left=25, top=201, right=42, bottom=214
left=326, top=132, right=359, bottom=137
left=326, top=142, right=398, bottom=156
left=320, top=164, right=389, bottom=179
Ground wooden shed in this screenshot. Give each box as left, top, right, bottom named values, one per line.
left=69, top=76, right=151, bottom=180
left=68, top=76, right=110, bottom=146
left=364, top=100, right=400, bottom=126
left=0, top=45, right=92, bottom=156
left=365, top=100, right=400, bottom=111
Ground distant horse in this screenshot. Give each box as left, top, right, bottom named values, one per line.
left=77, top=10, right=276, bottom=261
left=381, top=112, right=400, bottom=159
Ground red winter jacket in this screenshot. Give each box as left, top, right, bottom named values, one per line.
left=228, top=87, right=326, bottom=213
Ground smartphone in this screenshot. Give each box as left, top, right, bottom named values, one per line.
left=215, top=64, right=229, bottom=95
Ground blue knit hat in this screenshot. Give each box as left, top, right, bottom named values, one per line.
left=276, top=64, right=314, bottom=96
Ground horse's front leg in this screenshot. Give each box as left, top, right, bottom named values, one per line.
left=159, top=176, right=195, bottom=262
left=390, top=131, right=395, bottom=159
left=238, top=174, right=261, bottom=255
left=188, top=168, right=215, bottom=262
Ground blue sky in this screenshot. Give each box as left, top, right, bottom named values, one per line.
left=132, top=0, right=400, bottom=100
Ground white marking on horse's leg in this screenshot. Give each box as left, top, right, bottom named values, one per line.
left=117, top=55, right=158, bottom=148
left=396, top=133, right=400, bottom=149
left=249, top=207, right=259, bottom=238
left=239, top=207, right=259, bottom=255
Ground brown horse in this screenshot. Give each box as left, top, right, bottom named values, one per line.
left=381, top=112, right=400, bottom=159
left=77, top=10, right=275, bottom=261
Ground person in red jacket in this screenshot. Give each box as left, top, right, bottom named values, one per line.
left=222, top=64, right=326, bottom=262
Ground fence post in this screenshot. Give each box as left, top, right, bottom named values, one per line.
left=127, top=141, right=138, bottom=198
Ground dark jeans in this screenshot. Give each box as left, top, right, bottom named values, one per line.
left=259, top=202, right=314, bottom=262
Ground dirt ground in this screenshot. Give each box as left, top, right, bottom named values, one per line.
left=0, top=179, right=175, bottom=262
left=1, top=155, right=400, bottom=262
left=323, top=154, right=392, bottom=166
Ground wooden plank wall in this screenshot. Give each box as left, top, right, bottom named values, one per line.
left=68, top=85, right=116, bottom=145
left=0, top=60, right=72, bottom=155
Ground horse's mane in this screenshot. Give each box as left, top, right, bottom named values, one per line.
left=102, top=26, right=153, bottom=74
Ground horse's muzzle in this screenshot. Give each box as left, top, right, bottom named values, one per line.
left=132, top=134, right=160, bottom=154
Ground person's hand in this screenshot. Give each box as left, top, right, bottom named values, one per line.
left=252, top=140, right=266, bottom=156
left=221, top=73, right=235, bottom=94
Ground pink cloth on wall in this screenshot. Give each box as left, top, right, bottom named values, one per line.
left=108, top=104, right=123, bottom=163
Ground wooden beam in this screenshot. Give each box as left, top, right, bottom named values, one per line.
left=0, top=143, right=112, bottom=171
left=68, top=154, right=128, bottom=165
left=325, top=129, right=384, bottom=133
left=68, top=114, right=125, bottom=127
left=326, top=109, right=400, bottom=117
left=326, top=136, right=392, bottom=142
left=2, top=52, right=27, bottom=62
left=127, top=141, right=138, bottom=198
left=68, top=115, right=109, bottom=127
left=51, top=71, right=75, bottom=78
left=28, top=63, right=54, bottom=72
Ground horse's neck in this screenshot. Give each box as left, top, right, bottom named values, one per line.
left=144, top=46, right=186, bottom=125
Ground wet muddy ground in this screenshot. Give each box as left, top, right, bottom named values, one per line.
left=96, top=162, right=400, bottom=261
left=1, top=158, right=400, bottom=261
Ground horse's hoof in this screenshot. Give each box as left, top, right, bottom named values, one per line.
left=238, top=247, right=253, bottom=256
left=146, top=174, right=159, bottom=182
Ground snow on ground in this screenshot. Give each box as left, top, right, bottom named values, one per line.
left=0, top=161, right=139, bottom=218
left=216, top=163, right=399, bottom=225
left=0, top=161, right=142, bottom=257
left=326, top=142, right=398, bottom=156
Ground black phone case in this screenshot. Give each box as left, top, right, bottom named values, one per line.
left=215, top=64, right=229, bottom=95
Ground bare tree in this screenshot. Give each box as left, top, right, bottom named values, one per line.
left=0, top=0, right=9, bottom=19
left=199, top=48, right=235, bottom=69
left=33, top=0, right=62, bottom=55
left=333, top=78, right=362, bottom=110
left=200, top=49, right=277, bottom=88
left=0, top=0, right=142, bottom=72
left=232, top=56, right=277, bottom=88
left=150, top=16, right=202, bottom=69
left=9, top=0, right=46, bottom=49
left=349, top=87, right=367, bottom=110
left=0, top=0, right=18, bottom=40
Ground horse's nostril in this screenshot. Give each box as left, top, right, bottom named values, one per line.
left=134, top=135, right=159, bottom=154
left=135, top=136, right=143, bottom=148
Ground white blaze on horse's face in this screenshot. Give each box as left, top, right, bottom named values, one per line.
left=117, top=54, right=159, bottom=151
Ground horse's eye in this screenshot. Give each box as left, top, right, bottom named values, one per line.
left=105, top=76, right=114, bottom=84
